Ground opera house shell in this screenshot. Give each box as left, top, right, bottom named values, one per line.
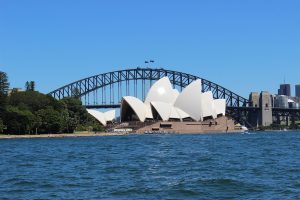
left=86, top=109, right=115, bottom=126
left=120, top=77, right=226, bottom=123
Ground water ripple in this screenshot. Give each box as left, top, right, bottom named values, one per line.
left=1, top=132, right=300, bottom=199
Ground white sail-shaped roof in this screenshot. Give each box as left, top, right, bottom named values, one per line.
left=213, top=99, right=226, bottom=116
left=104, top=110, right=116, bottom=121
left=144, top=103, right=153, bottom=119
left=174, top=79, right=203, bottom=121
left=201, top=91, right=216, bottom=119
left=151, top=101, right=182, bottom=121
left=170, top=107, right=181, bottom=119
left=175, top=108, right=190, bottom=119
left=121, top=96, right=147, bottom=122
left=172, top=89, right=180, bottom=104
left=145, top=77, right=178, bottom=105
left=151, top=101, right=172, bottom=121
left=87, top=109, right=108, bottom=126
left=118, top=76, right=226, bottom=123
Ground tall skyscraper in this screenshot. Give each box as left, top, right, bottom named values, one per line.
left=278, top=84, right=291, bottom=96
left=296, top=85, right=300, bottom=98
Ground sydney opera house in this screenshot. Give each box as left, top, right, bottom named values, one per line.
left=87, top=77, right=236, bottom=133
left=86, top=109, right=115, bottom=127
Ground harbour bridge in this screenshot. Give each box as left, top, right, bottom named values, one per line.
left=49, top=67, right=300, bottom=128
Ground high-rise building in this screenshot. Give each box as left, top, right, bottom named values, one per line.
left=278, top=84, right=291, bottom=96
left=296, top=85, right=300, bottom=98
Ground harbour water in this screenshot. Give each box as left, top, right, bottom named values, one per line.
left=1, top=132, right=300, bottom=199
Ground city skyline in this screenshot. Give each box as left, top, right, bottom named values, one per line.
left=1, top=0, right=300, bottom=98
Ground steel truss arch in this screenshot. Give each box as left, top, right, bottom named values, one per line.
left=48, top=67, right=249, bottom=107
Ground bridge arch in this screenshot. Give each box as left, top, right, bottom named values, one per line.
left=48, top=67, right=248, bottom=108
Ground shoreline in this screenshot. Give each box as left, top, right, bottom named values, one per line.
left=0, top=132, right=131, bottom=139
left=0, top=131, right=240, bottom=139
left=1, top=129, right=298, bottom=139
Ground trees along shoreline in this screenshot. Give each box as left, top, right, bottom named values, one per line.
left=2, top=91, right=104, bottom=135
left=0, top=71, right=104, bottom=135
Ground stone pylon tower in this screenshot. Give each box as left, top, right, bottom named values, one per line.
left=259, top=91, right=273, bottom=127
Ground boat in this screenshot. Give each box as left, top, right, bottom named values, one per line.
left=241, top=126, right=249, bottom=134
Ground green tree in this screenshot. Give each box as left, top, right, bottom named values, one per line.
left=59, top=97, right=91, bottom=133
left=9, top=91, right=63, bottom=112
left=25, top=81, right=35, bottom=91
left=92, top=123, right=105, bottom=132
left=60, top=97, right=89, bottom=124
left=0, top=71, right=9, bottom=118
left=0, top=118, right=4, bottom=133
left=0, top=71, right=9, bottom=94
left=2, top=88, right=100, bottom=134
left=36, top=108, right=63, bottom=134
left=60, top=108, right=78, bottom=133
left=64, top=116, right=78, bottom=133
left=7, top=91, right=82, bottom=134
left=0, top=94, right=7, bottom=118
left=5, top=106, right=36, bottom=134
left=58, top=97, right=105, bottom=133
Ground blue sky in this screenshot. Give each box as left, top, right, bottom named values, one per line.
left=0, top=0, right=299, bottom=98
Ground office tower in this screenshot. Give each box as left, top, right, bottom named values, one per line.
left=278, top=84, right=291, bottom=96
left=296, top=85, right=300, bottom=98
